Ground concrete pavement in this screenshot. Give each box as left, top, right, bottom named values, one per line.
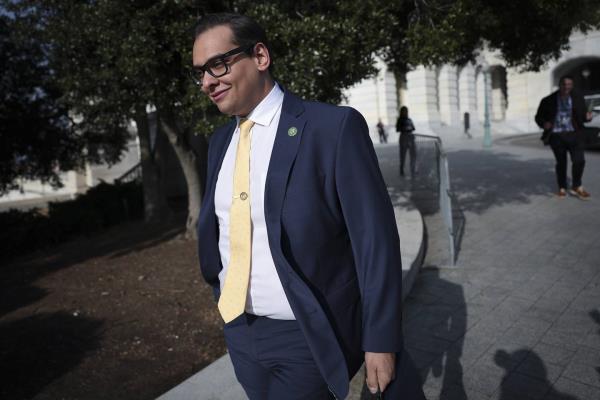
left=384, top=134, right=600, bottom=400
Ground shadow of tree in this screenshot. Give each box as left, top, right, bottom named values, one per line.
left=1, top=218, right=184, bottom=317
left=0, top=311, right=104, bottom=399
left=0, top=285, right=48, bottom=318
left=384, top=145, right=557, bottom=264
left=446, top=150, right=555, bottom=214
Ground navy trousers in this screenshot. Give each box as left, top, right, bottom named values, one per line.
left=224, top=313, right=426, bottom=400
left=224, top=313, right=332, bottom=400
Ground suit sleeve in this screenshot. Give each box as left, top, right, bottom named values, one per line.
left=334, top=108, right=404, bottom=353
left=535, top=98, right=547, bottom=129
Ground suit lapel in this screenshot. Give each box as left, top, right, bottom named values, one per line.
left=264, top=92, right=306, bottom=281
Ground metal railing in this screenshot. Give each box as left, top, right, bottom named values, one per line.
left=115, top=162, right=142, bottom=184
left=412, top=134, right=459, bottom=266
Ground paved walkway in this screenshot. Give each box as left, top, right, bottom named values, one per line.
left=380, top=134, right=600, bottom=400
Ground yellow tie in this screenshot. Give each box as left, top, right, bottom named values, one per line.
left=218, top=119, right=255, bottom=323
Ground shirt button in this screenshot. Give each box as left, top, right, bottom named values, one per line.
left=240, top=192, right=248, bottom=201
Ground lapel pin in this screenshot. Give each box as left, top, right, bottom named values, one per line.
left=288, top=127, right=298, bottom=137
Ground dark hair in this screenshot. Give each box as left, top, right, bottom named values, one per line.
left=193, top=13, right=273, bottom=72
left=559, top=74, right=574, bottom=85
left=400, top=106, right=409, bottom=118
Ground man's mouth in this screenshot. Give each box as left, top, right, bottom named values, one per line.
left=210, top=88, right=230, bottom=103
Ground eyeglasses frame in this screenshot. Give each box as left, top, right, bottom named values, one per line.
left=190, top=43, right=257, bottom=86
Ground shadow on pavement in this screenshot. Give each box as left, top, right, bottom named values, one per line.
left=0, top=311, right=104, bottom=399
left=590, top=309, right=600, bottom=332
left=591, top=309, right=600, bottom=378
left=403, top=266, right=467, bottom=400
left=446, top=150, right=555, bottom=214
left=494, top=349, right=578, bottom=400
left=397, top=147, right=555, bottom=264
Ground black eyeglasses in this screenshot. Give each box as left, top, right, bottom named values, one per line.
left=190, top=43, right=256, bottom=86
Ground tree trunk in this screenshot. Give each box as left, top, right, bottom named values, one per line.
left=134, top=105, right=170, bottom=223
left=158, top=109, right=207, bottom=239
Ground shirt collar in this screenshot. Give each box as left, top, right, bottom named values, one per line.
left=236, top=83, right=284, bottom=128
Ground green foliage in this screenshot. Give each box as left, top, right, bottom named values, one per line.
left=0, top=12, right=82, bottom=193
left=378, top=0, right=600, bottom=72
left=5, top=0, right=385, bottom=136
left=3, top=0, right=599, bottom=201
left=5, top=0, right=600, bottom=140
left=0, top=181, right=143, bottom=264
left=0, top=5, right=131, bottom=194
left=239, top=1, right=380, bottom=102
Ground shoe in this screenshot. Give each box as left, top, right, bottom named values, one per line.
left=557, top=188, right=567, bottom=198
left=569, top=187, right=591, bottom=200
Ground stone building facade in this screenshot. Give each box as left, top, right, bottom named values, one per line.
left=343, top=30, right=600, bottom=143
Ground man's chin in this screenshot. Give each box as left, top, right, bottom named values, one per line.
left=215, top=102, right=234, bottom=116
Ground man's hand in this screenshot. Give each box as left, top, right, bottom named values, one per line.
left=543, top=121, right=553, bottom=130
left=586, top=111, right=593, bottom=122
left=365, top=352, right=396, bottom=394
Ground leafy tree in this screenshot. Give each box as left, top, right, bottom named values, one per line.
left=7, top=0, right=384, bottom=237
left=4, top=0, right=599, bottom=238
left=374, top=0, right=600, bottom=73
left=0, top=11, right=125, bottom=193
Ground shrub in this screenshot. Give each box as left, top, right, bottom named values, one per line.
left=0, top=181, right=143, bottom=264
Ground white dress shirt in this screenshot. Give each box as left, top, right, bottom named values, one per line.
left=215, top=84, right=295, bottom=320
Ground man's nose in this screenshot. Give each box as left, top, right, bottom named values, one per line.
left=202, top=73, right=219, bottom=92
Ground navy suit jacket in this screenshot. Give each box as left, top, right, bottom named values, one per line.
left=197, top=91, right=415, bottom=399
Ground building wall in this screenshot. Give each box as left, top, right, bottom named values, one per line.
left=343, top=29, right=600, bottom=141
left=342, top=57, right=399, bottom=142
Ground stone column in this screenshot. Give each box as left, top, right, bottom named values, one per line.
left=374, top=58, right=400, bottom=141
left=458, top=64, right=479, bottom=126
left=341, top=57, right=399, bottom=143
left=85, top=163, right=94, bottom=187
left=505, top=67, right=553, bottom=132
left=405, top=66, right=441, bottom=134
left=438, top=65, right=460, bottom=127
left=66, top=170, right=88, bottom=194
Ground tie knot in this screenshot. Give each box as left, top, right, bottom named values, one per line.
left=239, top=119, right=255, bottom=135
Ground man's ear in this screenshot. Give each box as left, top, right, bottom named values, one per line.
left=253, top=43, right=271, bottom=72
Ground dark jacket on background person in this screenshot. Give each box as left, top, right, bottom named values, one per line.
left=396, top=116, right=415, bottom=136
left=535, top=90, right=588, bottom=145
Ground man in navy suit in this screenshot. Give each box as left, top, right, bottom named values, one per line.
left=193, top=13, right=425, bottom=400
